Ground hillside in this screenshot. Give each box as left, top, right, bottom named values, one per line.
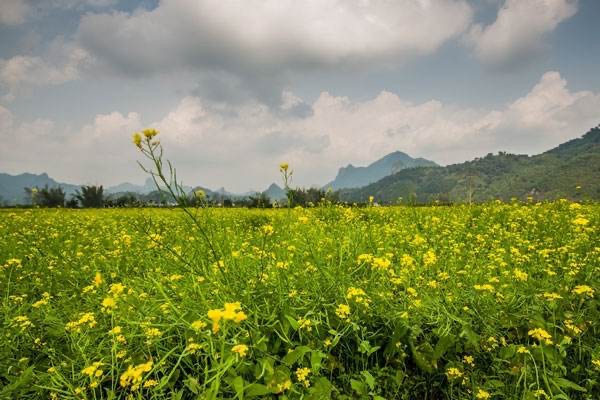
left=0, top=173, right=80, bottom=205
left=340, top=126, right=600, bottom=203
left=324, top=151, right=437, bottom=190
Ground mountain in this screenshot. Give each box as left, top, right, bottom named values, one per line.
left=263, top=183, right=287, bottom=201
left=340, top=126, right=600, bottom=204
left=106, top=178, right=156, bottom=194
left=324, top=151, right=437, bottom=190
left=0, top=172, right=80, bottom=205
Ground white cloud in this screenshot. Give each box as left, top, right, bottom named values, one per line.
left=467, top=0, right=577, bottom=67
left=78, top=0, right=473, bottom=81
left=0, top=41, right=91, bottom=98
left=0, top=0, right=31, bottom=25
left=1, top=71, right=598, bottom=191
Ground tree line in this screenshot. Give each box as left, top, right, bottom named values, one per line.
left=19, top=185, right=341, bottom=208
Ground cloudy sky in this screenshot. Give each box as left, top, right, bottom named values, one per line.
left=1, top=0, right=599, bottom=191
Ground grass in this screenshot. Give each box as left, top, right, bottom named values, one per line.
left=1, top=201, right=599, bottom=399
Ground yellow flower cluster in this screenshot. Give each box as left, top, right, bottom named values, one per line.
left=528, top=328, right=553, bottom=345
left=207, top=302, right=248, bottom=333
left=120, top=360, right=153, bottom=391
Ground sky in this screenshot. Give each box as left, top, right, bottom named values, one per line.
left=0, top=0, right=599, bottom=192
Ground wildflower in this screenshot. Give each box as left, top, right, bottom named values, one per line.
left=298, top=317, right=313, bottom=331
left=191, top=320, right=207, bottom=331
left=12, top=315, right=34, bottom=331
left=463, top=355, right=475, bottom=367
left=572, top=216, right=589, bottom=226
left=81, top=362, right=103, bottom=378
left=372, top=257, right=391, bottom=270
left=476, top=389, right=491, bottom=399
left=261, top=224, right=274, bottom=235
left=110, top=283, right=126, bottom=296
left=335, top=304, right=351, bottom=320
left=572, top=285, right=594, bottom=298
left=186, top=343, right=203, bottom=354
left=207, top=302, right=247, bottom=333
left=423, top=249, right=437, bottom=266
left=101, top=297, right=117, bottom=311
left=279, top=162, right=289, bottom=172
left=93, top=272, right=103, bottom=287
left=195, top=190, right=206, bottom=199
left=543, top=292, right=562, bottom=301
left=517, top=346, right=530, bottom=354
left=446, top=367, right=463, bottom=380
left=513, top=268, right=528, bottom=281
left=143, top=128, right=158, bottom=138
left=474, top=284, right=494, bottom=292
left=528, top=328, right=553, bottom=345
left=143, top=379, right=158, bottom=388
left=232, top=344, right=249, bottom=357
left=132, top=132, right=142, bottom=148
left=592, top=359, right=600, bottom=370
left=295, top=367, right=311, bottom=387
left=120, top=361, right=153, bottom=390
left=564, top=320, right=583, bottom=335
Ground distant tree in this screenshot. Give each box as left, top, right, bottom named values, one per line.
left=75, top=185, right=104, bottom=208
left=66, top=198, right=79, bottom=208
left=248, top=192, right=271, bottom=208
left=24, top=187, right=38, bottom=205
left=37, top=185, right=66, bottom=207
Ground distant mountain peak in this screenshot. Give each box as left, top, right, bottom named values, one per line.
left=324, top=151, right=437, bottom=190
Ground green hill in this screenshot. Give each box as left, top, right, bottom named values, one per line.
left=324, top=151, right=437, bottom=190
left=340, top=126, right=600, bottom=204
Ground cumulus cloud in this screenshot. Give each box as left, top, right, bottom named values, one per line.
left=0, top=0, right=31, bottom=25
left=77, top=0, right=473, bottom=100
left=1, top=71, right=598, bottom=191
left=466, top=0, right=578, bottom=68
left=0, top=40, right=91, bottom=100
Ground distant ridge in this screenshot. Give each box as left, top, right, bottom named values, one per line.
left=324, top=151, right=437, bottom=190
left=340, top=126, right=600, bottom=203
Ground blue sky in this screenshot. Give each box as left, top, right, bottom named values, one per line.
left=0, top=0, right=599, bottom=191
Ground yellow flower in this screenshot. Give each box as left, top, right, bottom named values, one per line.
left=572, top=216, right=589, bottom=226
left=528, top=328, right=553, bottom=345
left=476, top=389, right=491, bottom=399
left=143, top=128, right=159, bottom=138
left=232, top=344, right=249, bottom=357
left=102, top=297, right=117, bottom=309
left=279, top=162, right=289, bottom=172
left=120, top=361, right=153, bottom=390
left=207, top=302, right=247, bottom=333
left=191, top=320, right=207, bottom=331
left=446, top=367, right=463, bottom=379
left=335, top=304, right=351, bottom=320
left=295, top=367, right=311, bottom=387
left=93, top=272, right=103, bottom=287
left=132, top=132, right=142, bottom=148
left=572, top=285, right=594, bottom=298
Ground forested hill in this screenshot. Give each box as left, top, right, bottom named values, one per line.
left=339, top=126, right=600, bottom=204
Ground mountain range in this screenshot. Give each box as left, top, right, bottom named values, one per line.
left=1, top=126, right=598, bottom=205
left=324, top=151, right=436, bottom=190
left=340, top=126, right=600, bottom=203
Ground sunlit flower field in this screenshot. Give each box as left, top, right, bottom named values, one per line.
left=1, top=202, right=598, bottom=399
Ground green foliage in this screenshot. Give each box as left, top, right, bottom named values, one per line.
left=75, top=185, right=105, bottom=208
left=341, top=126, right=600, bottom=204
left=0, top=202, right=598, bottom=399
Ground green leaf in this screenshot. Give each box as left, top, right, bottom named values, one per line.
left=282, top=346, right=311, bottom=366
left=232, top=376, right=244, bottom=399
left=361, top=371, right=375, bottom=390
left=351, top=379, right=367, bottom=396
left=550, top=377, right=586, bottom=392
left=284, top=315, right=299, bottom=330
left=432, top=334, right=455, bottom=364
left=245, top=384, right=272, bottom=398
